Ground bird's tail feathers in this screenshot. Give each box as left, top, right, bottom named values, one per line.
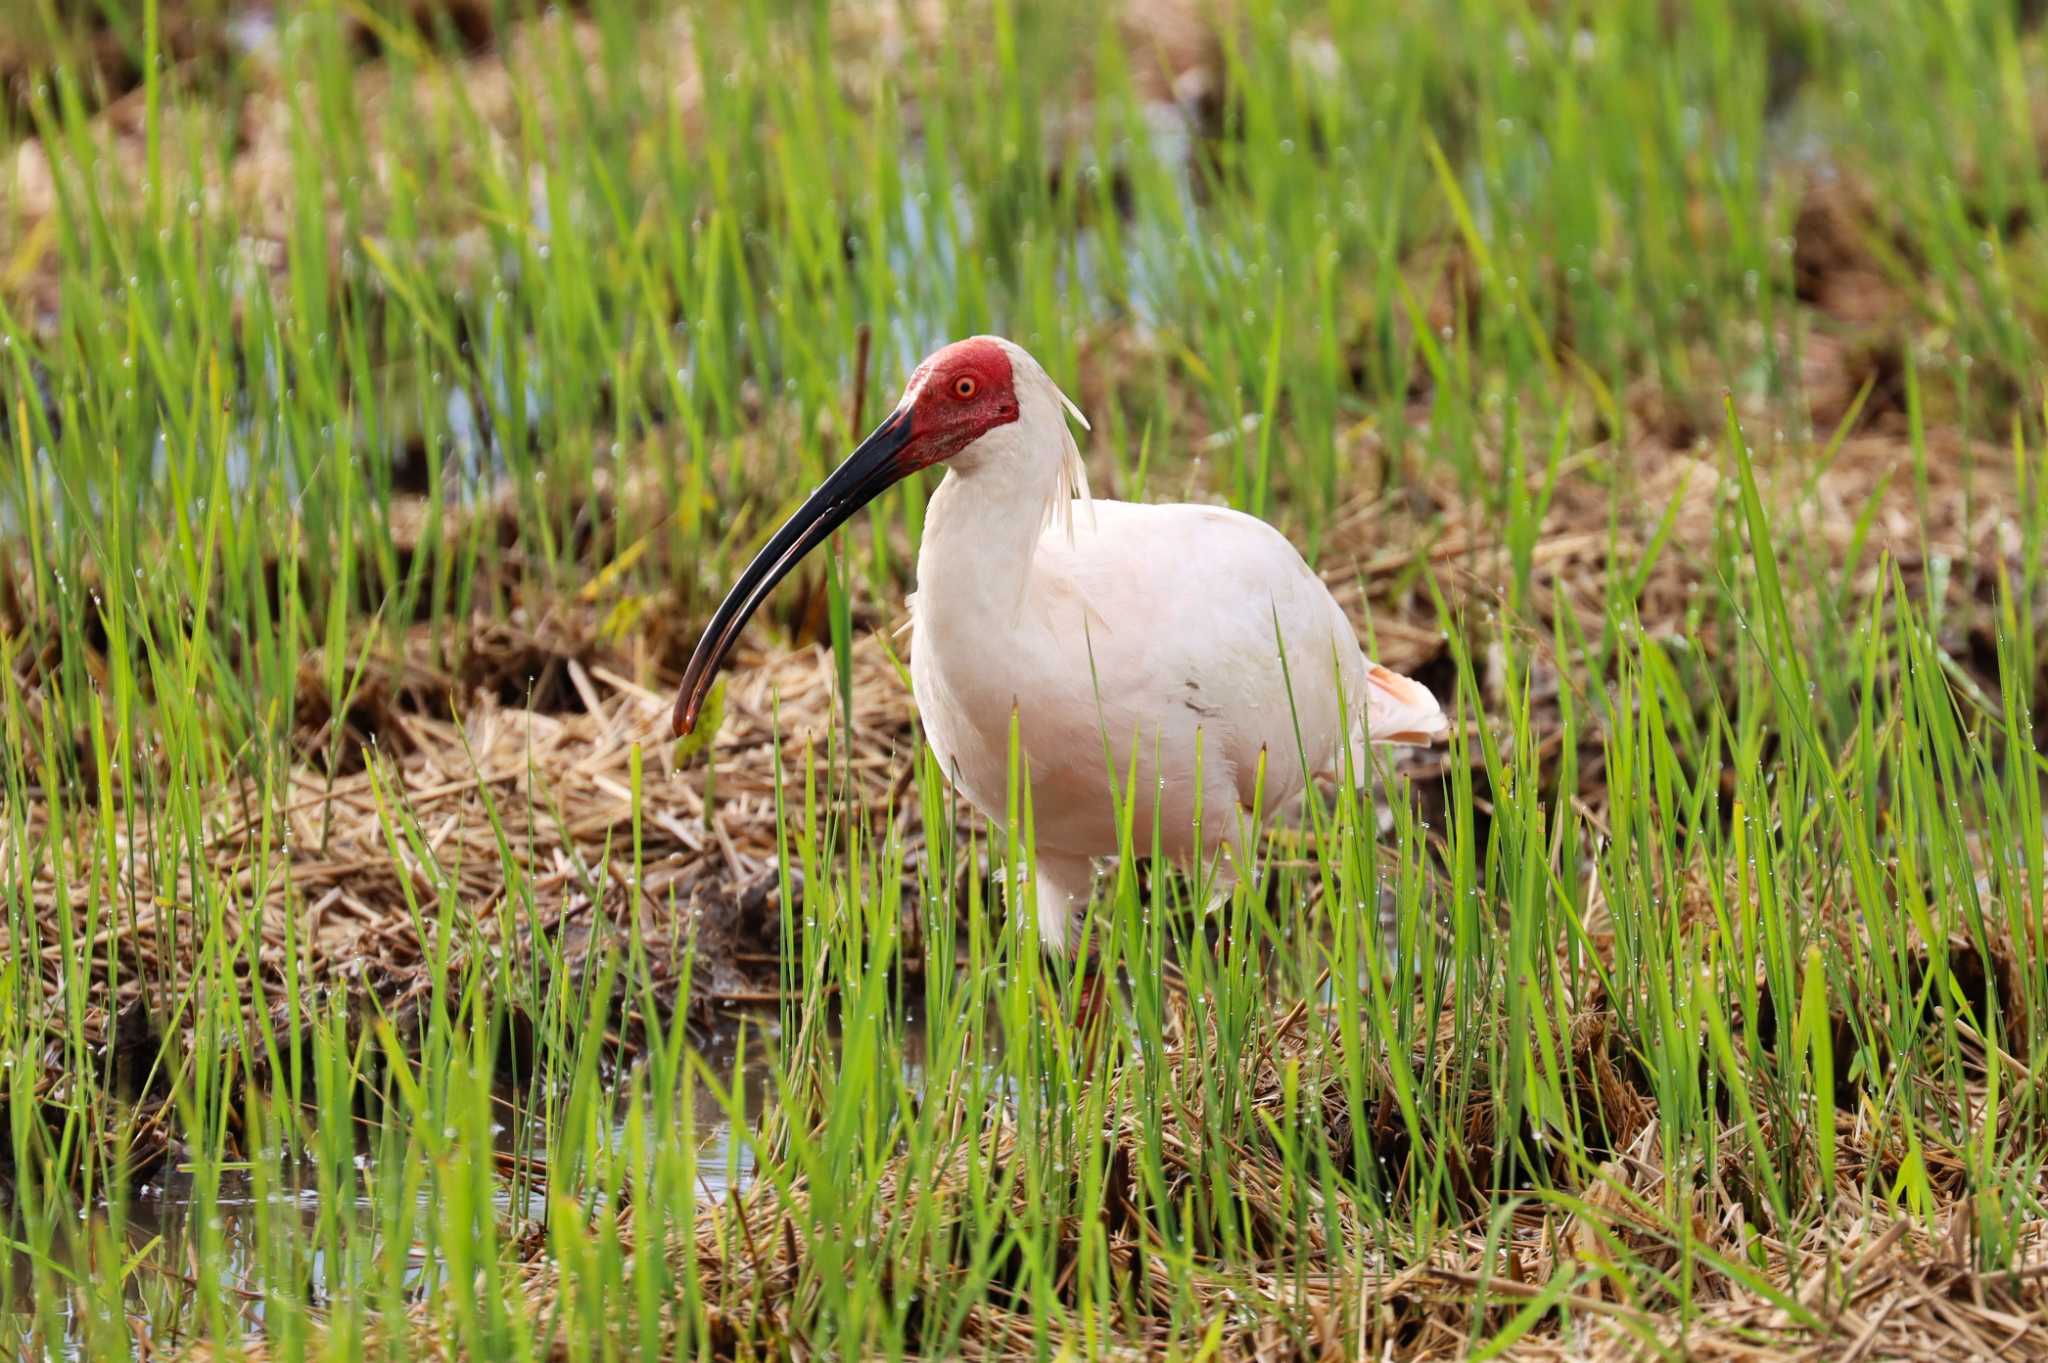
left=984, top=335, right=1095, bottom=544
left=1361, top=663, right=1450, bottom=746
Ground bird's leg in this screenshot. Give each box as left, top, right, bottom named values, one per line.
left=1199, top=847, right=1238, bottom=918
left=1010, top=848, right=1111, bottom=1031
left=1197, top=829, right=1267, bottom=968
left=1200, top=815, right=1262, bottom=918
left=1012, top=847, right=1096, bottom=957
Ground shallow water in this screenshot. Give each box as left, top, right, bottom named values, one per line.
left=0, top=1018, right=780, bottom=1358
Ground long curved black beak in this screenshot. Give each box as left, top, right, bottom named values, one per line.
left=672, top=407, right=915, bottom=737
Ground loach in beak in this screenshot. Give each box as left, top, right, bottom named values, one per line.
left=671, top=407, right=915, bottom=738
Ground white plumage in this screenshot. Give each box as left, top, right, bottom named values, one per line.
left=672, top=336, right=1449, bottom=952
left=907, top=341, right=1447, bottom=948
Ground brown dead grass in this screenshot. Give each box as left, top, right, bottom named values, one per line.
left=643, top=1055, right=2048, bottom=1363
left=1, top=600, right=926, bottom=1174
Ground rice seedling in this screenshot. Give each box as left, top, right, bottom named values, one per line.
left=2, top=0, right=2046, bottom=1358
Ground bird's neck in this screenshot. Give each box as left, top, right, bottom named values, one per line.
left=916, top=418, right=1063, bottom=626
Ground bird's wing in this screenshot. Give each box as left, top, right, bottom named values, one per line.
left=1029, top=501, right=1373, bottom=802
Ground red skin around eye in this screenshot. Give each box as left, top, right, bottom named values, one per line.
left=899, top=339, right=1021, bottom=471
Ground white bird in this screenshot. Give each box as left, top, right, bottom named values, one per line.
left=673, top=337, right=1448, bottom=952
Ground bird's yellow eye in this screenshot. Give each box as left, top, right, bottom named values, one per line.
left=952, top=376, right=977, bottom=400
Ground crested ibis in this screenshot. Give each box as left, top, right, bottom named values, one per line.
left=672, top=337, right=1448, bottom=952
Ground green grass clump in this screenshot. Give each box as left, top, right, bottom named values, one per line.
left=3, top=0, right=2047, bottom=1358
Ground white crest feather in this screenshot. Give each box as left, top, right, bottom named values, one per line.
left=987, top=337, right=1096, bottom=544
left=1057, top=384, right=1091, bottom=432
left=1049, top=379, right=1095, bottom=544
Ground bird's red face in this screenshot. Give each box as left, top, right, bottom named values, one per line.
left=670, top=338, right=1022, bottom=737
left=896, top=338, right=1021, bottom=471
